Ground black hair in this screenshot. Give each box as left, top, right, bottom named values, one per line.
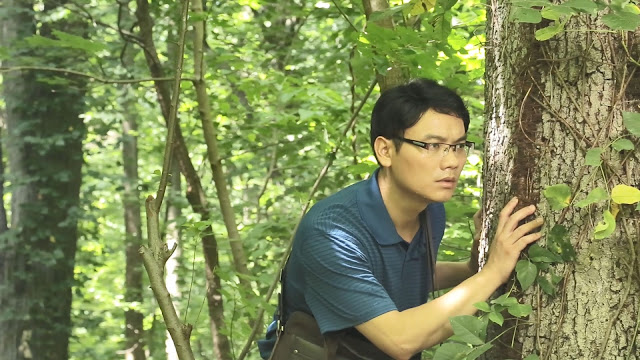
left=369, top=78, right=470, bottom=162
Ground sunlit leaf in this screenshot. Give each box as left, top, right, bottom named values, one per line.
left=585, top=147, right=603, bottom=166
left=611, top=138, right=634, bottom=151
left=602, top=11, right=640, bottom=31
left=575, top=187, right=608, bottom=208
left=594, top=210, right=616, bottom=239
left=543, top=183, right=571, bottom=210
left=510, top=7, right=543, bottom=23
left=516, top=260, right=538, bottom=291
left=563, top=0, right=599, bottom=14
left=474, top=301, right=491, bottom=312
left=623, top=112, right=640, bottom=137
left=492, top=293, right=519, bottom=307
left=508, top=303, right=533, bottom=317
left=488, top=310, right=504, bottom=326
left=450, top=315, right=486, bottom=345
left=535, top=21, right=565, bottom=41
left=541, top=5, right=575, bottom=20
left=611, top=184, right=640, bottom=204
left=432, top=343, right=470, bottom=360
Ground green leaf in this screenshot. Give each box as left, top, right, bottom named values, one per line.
left=474, top=301, right=491, bottom=312
left=594, top=210, right=616, bottom=239
left=511, top=0, right=552, bottom=6
left=535, top=21, right=565, bottom=41
left=528, top=244, right=563, bottom=263
left=538, top=276, right=556, bottom=296
left=524, top=354, right=541, bottom=360
left=541, top=5, right=575, bottom=20
left=563, top=0, right=599, bottom=14
left=492, top=294, right=519, bottom=307
left=547, top=225, right=576, bottom=261
left=27, top=30, right=107, bottom=54
left=488, top=310, right=504, bottom=326
left=623, top=112, right=640, bottom=137
left=450, top=315, right=487, bottom=345
left=611, top=184, right=640, bottom=204
left=466, top=343, right=493, bottom=360
left=611, top=138, right=635, bottom=151
left=543, top=183, right=572, bottom=210
left=575, top=187, right=609, bottom=208
left=508, top=303, right=533, bottom=317
left=511, top=7, right=543, bottom=23
left=370, top=3, right=411, bottom=22
left=637, top=203, right=640, bottom=211
left=516, top=260, right=538, bottom=291
left=585, top=147, right=603, bottom=166
left=432, top=343, right=470, bottom=360
left=602, top=11, right=640, bottom=31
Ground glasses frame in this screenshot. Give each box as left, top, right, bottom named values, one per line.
left=396, top=137, right=475, bottom=157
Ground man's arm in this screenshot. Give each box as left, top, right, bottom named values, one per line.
left=356, top=198, right=542, bottom=360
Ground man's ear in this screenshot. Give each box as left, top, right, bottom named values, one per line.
left=373, top=136, right=394, bottom=167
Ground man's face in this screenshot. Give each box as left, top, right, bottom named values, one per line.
left=389, top=109, right=467, bottom=203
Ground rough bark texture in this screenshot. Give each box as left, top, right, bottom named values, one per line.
left=0, top=0, right=86, bottom=358
left=122, top=93, right=147, bottom=360
left=485, top=3, right=640, bottom=359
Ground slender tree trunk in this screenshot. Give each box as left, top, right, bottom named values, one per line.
left=133, top=0, right=231, bottom=354
left=361, top=0, right=407, bottom=91
left=484, top=4, right=640, bottom=359
left=165, top=161, right=181, bottom=360
left=122, top=89, right=147, bottom=360
left=0, top=1, right=86, bottom=358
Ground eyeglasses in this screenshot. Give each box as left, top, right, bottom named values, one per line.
left=397, top=137, right=475, bottom=158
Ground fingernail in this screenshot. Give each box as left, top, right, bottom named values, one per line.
left=537, top=218, right=544, bottom=224
left=530, top=205, right=536, bottom=210
left=512, top=197, right=518, bottom=202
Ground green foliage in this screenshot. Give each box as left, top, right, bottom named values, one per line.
left=516, top=259, right=538, bottom=291
left=623, top=112, right=640, bottom=137
left=543, top=183, right=572, bottom=210
left=594, top=210, right=616, bottom=239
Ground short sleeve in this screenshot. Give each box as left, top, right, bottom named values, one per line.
left=301, top=230, right=397, bottom=334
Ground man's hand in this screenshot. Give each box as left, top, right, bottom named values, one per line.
left=483, top=197, right=543, bottom=284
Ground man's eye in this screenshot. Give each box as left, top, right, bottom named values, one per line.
left=453, top=144, right=465, bottom=152
left=427, top=143, right=441, bottom=150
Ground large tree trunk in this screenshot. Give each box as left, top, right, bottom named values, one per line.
left=0, top=0, right=86, bottom=358
left=484, top=3, right=640, bottom=358
left=122, top=90, right=147, bottom=360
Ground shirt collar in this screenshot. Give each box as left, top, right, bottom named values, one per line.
left=357, top=168, right=408, bottom=246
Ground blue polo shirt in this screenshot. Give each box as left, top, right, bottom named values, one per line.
left=258, top=169, right=445, bottom=358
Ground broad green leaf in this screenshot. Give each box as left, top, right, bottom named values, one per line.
left=529, top=244, right=563, bottom=263
left=563, top=0, right=599, bottom=14
left=508, top=303, right=533, bottom=317
left=623, top=112, right=640, bottom=137
left=585, top=147, right=603, bottom=166
left=611, top=184, right=640, bottom=204
left=538, top=276, right=556, bottom=296
left=474, top=301, right=491, bottom=312
left=535, top=21, right=565, bottom=41
left=524, top=354, right=541, bottom=360
left=511, top=7, right=543, bottom=23
left=624, top=4, right=640, bottom=14
left=548, top=225, right=576, bottom=261
left=492, top=294, right=519, bottom=307
left=370, top=3, right=411, bottom=22
left=450, top=315, right=487, bottom=345
left=409, top=0, right=436, bottom=15
left=511, top=0, right=552, bottom=6
left=26, top=30, right=107, bottom=54
left=575, top=187, right=609, bottom=208
left=611, top=138, right=635, bottom=151
left=637, top=203, right=640, bottom=211
left=466, top=343, right=493, bottom=360
left=594, top=210, right=616, bottom=239
left=602, top=11, right=640, bottom=31
left=432, top=343, right=470, bottom=360
left=541, top=5, right=575, bottom=20
left=516, top=260, right=538, bottom=291
left=488, top=310, right=504, bottom=326
left=543, top=183, right=572, bottom=210
left=550, top=271, right=563, bottom=285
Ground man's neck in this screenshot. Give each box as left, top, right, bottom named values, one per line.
left=377, top=169, right=429, bottom=242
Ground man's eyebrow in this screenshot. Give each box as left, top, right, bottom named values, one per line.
left=421, top=134, right=468, bottom=143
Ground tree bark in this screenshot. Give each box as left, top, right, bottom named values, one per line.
left=361, top=0, right=407, bottom=92
left=122, top=90, right=147, bottom=360
left=164, top=161, right=181, bottom=360
left=132, top=0, right=230, bottom=354
left=484, top=4, right=640, bottom=359
left=0, top=0, right=86, bottom=358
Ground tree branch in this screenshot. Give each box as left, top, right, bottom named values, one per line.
left=0, top=66, right=195, bottom=84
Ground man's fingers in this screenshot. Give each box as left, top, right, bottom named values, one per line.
left=511, top=218, right=544, bottom=243
left=497, top=197, right=519, bottom=234
left=503, top=204, right=537, bottom=233
left=514, top=232, right=542, bottom=250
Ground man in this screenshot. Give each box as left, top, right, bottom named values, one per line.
left=259, top=78, right=542, bottom=360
